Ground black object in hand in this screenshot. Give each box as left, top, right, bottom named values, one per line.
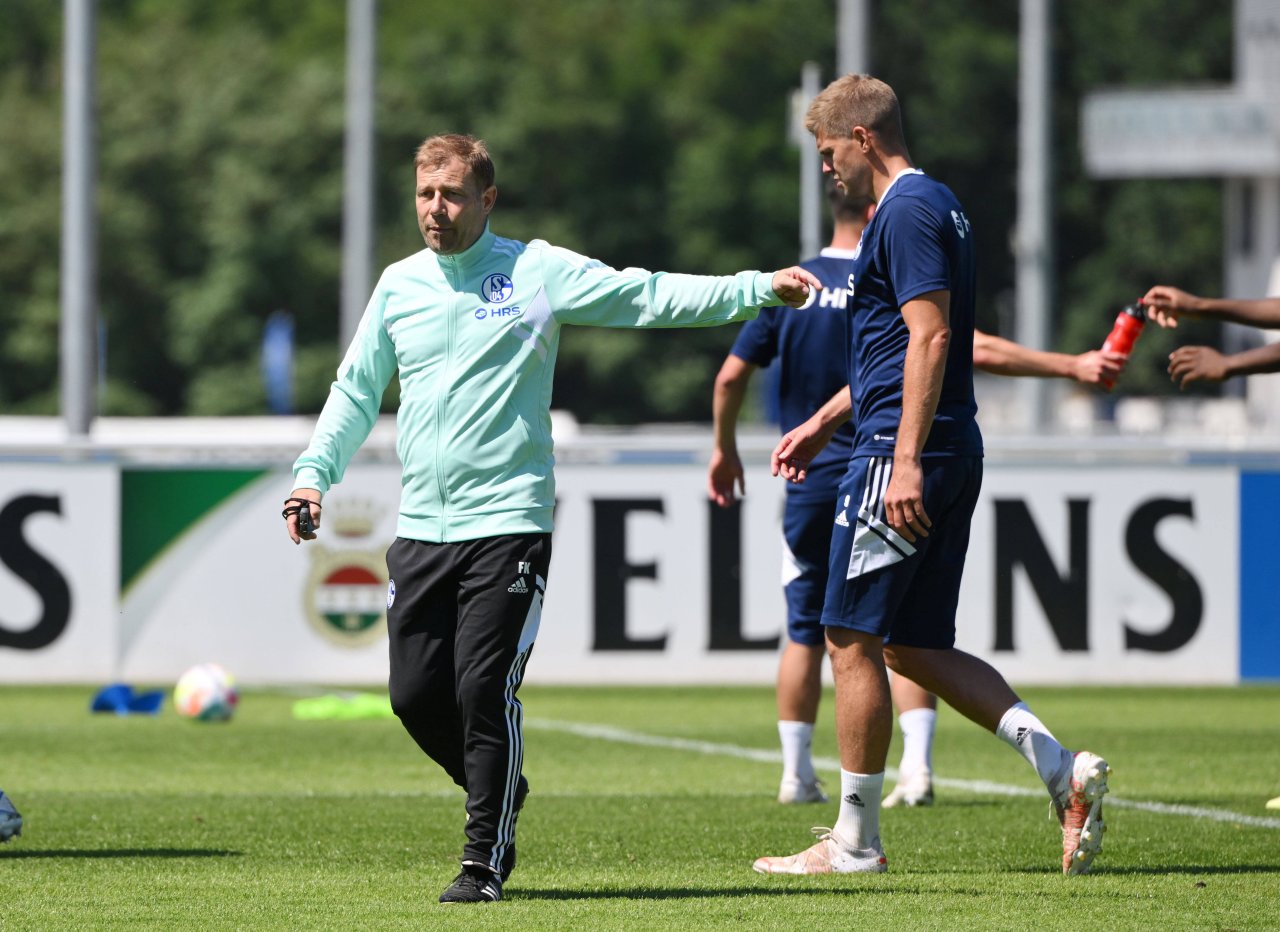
left=298, top=502, right=315, bottom=535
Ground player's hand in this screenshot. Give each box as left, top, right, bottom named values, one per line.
left=1072, top=349, right=1127, bottom=386
left=771, top=266, right=823, bottom=308
left=1168, top=345, right=1228, bottom=388
left=1141, top=285, right=1203, bottom=329
left=283, top=488, right=322, bottom=544
left=707, top=449, right=746, bottom=507
left=884, top=458, right=931, bottom=543
left=770, top=421, right=820, bottom=484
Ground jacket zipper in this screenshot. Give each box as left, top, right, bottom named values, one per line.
left=436, top=254, right=459, bottom=541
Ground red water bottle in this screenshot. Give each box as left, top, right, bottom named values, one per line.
left=1099, top=302, right=1146, bottom=390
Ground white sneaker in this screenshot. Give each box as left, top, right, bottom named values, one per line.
left=1054, top=751, right=1110, bottom=876
left=777, top=776, right=828, bottom=804
left=753, top=827, right=887, bottom=875
left=0, top=791, right=22, bottom=843
left=882, top=768, right=933, bottom=808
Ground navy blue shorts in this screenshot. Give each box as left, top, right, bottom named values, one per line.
left=781, top=495, right=838, bottom=647
left=820, top=455, right=982, bottom=648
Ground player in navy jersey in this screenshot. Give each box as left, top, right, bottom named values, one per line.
left=712, top=179, right=1124, bottom=810
left=752, top=74, right=1111, bottom=878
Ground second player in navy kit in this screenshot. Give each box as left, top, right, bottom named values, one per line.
left=736, top=244, right=859, bottom=643
left=710, top=181, right=868, bottom=805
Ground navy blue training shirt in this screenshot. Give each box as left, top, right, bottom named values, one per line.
left=848, top=170, right=983, bottom=459
left=731, top=250, right=857, bottom=500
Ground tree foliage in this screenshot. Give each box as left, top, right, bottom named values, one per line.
left=0, top=0, right=1237, bottom=420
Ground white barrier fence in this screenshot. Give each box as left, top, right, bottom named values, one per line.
left=2, top=429, right=1271, bottom=685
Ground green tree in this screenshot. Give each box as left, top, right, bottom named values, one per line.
left=1055, top=0, right=1231, bottom=396
left=1, top=2, right=350, bottom=415
left=0, top=0, right=1245, bottom=422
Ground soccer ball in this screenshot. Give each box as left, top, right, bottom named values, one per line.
left=173, top=663, right=239, bottom=721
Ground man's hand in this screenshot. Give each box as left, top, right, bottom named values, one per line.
left=1141, top=285, right=1202, bottom=329
left=884, top=457, right=931, bottom=543
left=1071, top=349, right=1128, bottom=385
left=771, top=267, right=824, bottom=308
left=1168, top=345, right=1228, bottom=387
left=707, top=449, right=745, bottom=508
left=771, top=418, right=830, bottom=484
left=770, top=386, right=852, bottom=483
left=283, top=488, right=323, bottom=544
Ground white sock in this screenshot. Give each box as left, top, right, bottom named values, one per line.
left=833, top=770, right=884, bottom=850
left=778, top=720, right=816, bottom=784
left=996, top=702, right=1073, bottom=797
left=896, top=707, right=936, bottom=777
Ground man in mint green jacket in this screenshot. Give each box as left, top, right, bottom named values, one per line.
left=282, top=133, right=819, bottom=904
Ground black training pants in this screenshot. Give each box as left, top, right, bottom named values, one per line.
left=385, top=532, right=551, bottom=874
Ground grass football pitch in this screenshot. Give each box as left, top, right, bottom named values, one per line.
left=2, top=684, right=1278, bottom=929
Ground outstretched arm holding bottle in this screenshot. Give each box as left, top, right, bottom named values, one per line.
left=972, top=331, right=1127, bottom=385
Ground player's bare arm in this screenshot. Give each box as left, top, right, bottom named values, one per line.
left=771, top=387, right=852, bottom=484
left=972, top=330, right=1126, bottom=385
left=1142, top=285, right=1280, bottom=330
left=708, top=354, right=755, bottom=507
left=282, top=488, right=322, bottom=545
left=1169, top=340, right=1280, bottom=387
left=886, top=290, right=950, bottom=543
left=771, top=266, right=824, bottom=307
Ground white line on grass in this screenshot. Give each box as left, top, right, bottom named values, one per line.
left=527, top=718, right=1280, bottom=831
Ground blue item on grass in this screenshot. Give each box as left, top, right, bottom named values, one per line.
left=90, top=683, right=166, bottom=715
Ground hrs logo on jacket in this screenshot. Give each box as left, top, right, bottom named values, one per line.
left=304, top=500, right=389, bottom=647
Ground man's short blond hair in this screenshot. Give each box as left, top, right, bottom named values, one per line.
left=414, top=134, right=495, bottom=192
left=804, top=74, right=905, bottom=149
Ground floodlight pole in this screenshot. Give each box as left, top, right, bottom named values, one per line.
left=795, top=0, right=870, bottom=262
left=341, top=0, right=377, bottom=349
left=60, top=0, right=98, bottom=439
left=1016, top=0, right=1054, bottom=431
left=837, top=0, right=870, bottom=77
left=795, top=62, right=823, bottom=262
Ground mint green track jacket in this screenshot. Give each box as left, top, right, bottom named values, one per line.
left=293, top=225, right=782, bottom=543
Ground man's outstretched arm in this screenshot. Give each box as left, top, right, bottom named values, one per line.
left=973, top=330, right=1126, bottom=385
left=1142, top=285, right=1280, bottom=329
left=1168, top=341, right=1280, bottom=387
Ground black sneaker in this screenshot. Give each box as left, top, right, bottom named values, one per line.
left=499, top=775, right=529, bottom=882
left=439, top=866, right=503, bottom=904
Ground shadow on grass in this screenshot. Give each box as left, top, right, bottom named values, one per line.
left=508, top=886, right=911, bottom=902
left=0, top=848, right=241, bottom=860
left=1009, top=864, right=1280, bottom=876
left=508, top=864, right=1280, bottom=901
left=1090, top=865, right=1280, bottom=877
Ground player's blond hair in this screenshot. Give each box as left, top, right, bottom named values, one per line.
left=414, top=134, right=495, bottom=192
left=804, top=74, right=906, bottom=150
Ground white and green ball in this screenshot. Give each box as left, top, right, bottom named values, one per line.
left=173, top=662, right=239, bottom=721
